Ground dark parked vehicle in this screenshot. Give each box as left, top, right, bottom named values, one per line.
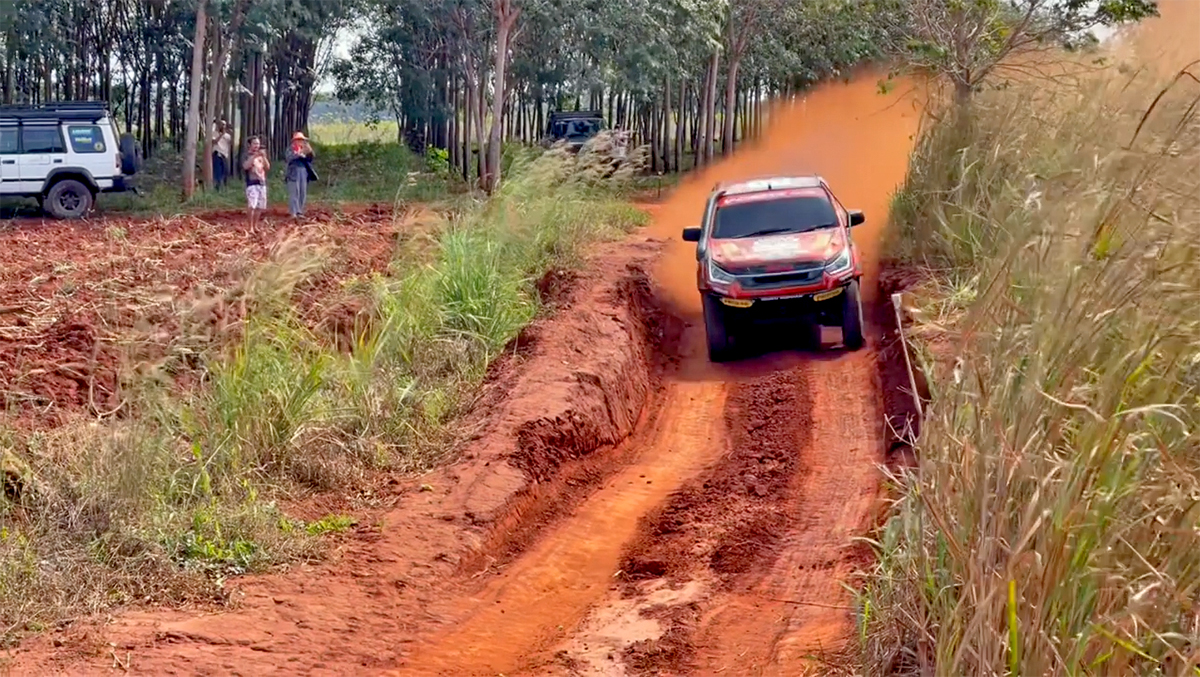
left=545, top=110, right=606, bottom=151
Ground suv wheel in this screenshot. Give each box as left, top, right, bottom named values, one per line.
left=702, top=294, right=735, bottom=362
left=46, top=180, right=94, bottom=219
left=842, top=280, right=865, bottom=350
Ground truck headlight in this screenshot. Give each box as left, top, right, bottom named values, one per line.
left=825, top=247, right=852, bottom=276
left=707, top=257, right=736, bottom=290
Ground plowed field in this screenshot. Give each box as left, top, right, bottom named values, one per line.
left=0, top=204, right=422, bottom=428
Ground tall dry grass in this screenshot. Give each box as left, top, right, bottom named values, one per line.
left=0, top=149, right=646, bottom=641
left=864, top=49, right=1200, bottom=677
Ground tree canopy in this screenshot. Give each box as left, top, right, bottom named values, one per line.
left=896, top=0, right=1159, bottom=101
left=0, top=0, right=1160, bottom=195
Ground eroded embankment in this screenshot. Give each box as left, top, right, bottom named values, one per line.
left=10, top=237, right=682, bottom=677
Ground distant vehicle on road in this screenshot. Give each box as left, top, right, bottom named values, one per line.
left=544, top=110, right=606, bottom=151
left=0, top=101, right=141, bottom=219
left=682, top=176, right=867, bottom=361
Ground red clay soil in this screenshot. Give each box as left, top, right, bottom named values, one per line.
left=0, top=203, right=416, bottom=427
left=10, top=69, right=922, bottom=677
left=8, top=236, right=676, bottom=676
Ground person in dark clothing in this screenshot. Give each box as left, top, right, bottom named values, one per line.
left=212, top=121, right=232, bottom=189
left=286, top=132, right=315, bottom=218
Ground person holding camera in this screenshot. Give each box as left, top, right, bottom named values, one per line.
left=286, top=132, right=316, bottom=218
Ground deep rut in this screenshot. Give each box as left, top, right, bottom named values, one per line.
left=691, top=354, right=884, bottom=675
left=390, top=376, right=730, bottom=676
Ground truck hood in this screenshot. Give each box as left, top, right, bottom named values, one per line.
left=710, top=228, right=845, bottom=270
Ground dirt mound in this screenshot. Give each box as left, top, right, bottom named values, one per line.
left=0, top=315, right=121, bottom=415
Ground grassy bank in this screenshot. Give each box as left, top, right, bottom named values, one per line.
left=862, top=61, right=1200, bottom=675
left=0, top=151, right=646, bottom=641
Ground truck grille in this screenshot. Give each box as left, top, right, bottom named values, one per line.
left=740, top=265, right=824, bottom=289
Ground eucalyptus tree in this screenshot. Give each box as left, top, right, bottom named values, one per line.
left=182, top=0, right=208, bottom=199
left=897, top=0, right=1159, bottom=103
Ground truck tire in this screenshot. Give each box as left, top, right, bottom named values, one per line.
left=842, top=279, right=865, bottom=350
left=703, top=294, right=734, bottom=362
left=119, top=134, right=142, bottom=175
left=45, top=180, right=94, bottom=219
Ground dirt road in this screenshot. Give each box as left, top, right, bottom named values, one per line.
left=389, top=74, right=921, bottom=676
left=11, top=73, right=919, bottom=677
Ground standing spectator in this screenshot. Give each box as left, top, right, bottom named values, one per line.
left=285, top=131, right=315, bottom=218
left=212, top=121, right=232, bottom=189
left=242, top=136, right=270, bottom=227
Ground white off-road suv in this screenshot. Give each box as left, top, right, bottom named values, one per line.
left=0, top=102, right=141, bottom=218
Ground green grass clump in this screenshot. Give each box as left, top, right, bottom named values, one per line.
left=0, top=149, right=646, bottom=641
left=862, top=62, right=1200, bottom=675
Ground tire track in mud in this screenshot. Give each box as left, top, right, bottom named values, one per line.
left=691, top=354, right=883, bottom=676
left=389, top=375, right=731, bottom=676
left=619, top=366, right=815, bottom=591
left=552, top=352, right=883, bottom=677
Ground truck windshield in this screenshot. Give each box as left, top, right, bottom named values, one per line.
left=713, top=196, right=838, bottom=239
left=551, top=118, right=602, bottom=140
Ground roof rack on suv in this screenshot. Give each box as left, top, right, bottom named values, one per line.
left=548, top=110, right=603, bottom=119
left=0, top=101, right=111, bottom=122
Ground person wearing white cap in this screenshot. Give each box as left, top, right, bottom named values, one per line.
left=285, top=131, right=315, bottom=218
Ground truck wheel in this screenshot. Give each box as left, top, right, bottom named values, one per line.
left=45, top=180, right=94, bottom=219
left=702, top=294, right=734, bottom=362
left=842, top=280, right=865, bottom=350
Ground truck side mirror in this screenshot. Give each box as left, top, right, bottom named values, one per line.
left=682, top=227, right=701, bottom=242
left=848, top=210, right=866, bottom=227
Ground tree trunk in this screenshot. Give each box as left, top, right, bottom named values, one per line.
left=662, top=76, right=672, bottom=173
left=474, top=68, right=485, bottom=183
left=462, top=75, right=472, bottom=182
left=485, top=0, right=517, bottom=193
left=722, top=57, right=740, bottom=156
left=674, top=78, right=685, bottom=172
left=954, top=78, right=973, bottom=105
left=697, top=59, right=711, bottom=166
left=449, top=72, right=459, bottom=170
left=704, top=50, right=720, bottom=164
left=182, top=0, right=208, bottom=201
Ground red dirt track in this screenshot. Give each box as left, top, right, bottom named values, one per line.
left=10, top=71, right=920, bottom=676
